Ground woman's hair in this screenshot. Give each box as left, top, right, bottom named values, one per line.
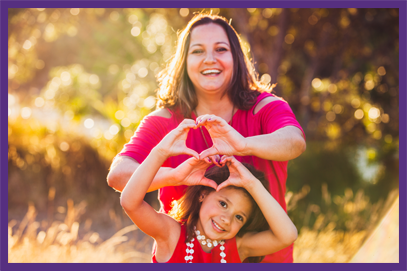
left=168, top=163, right=270, bottom=263
left=156, top=13, right=274, bottom=118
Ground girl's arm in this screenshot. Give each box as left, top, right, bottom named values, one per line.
left=218, top=156, right=298, bottom=260
left=120, top=120, right=200, bottom=261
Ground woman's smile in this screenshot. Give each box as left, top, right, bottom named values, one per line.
left=187, top=23, right=234, bottom=96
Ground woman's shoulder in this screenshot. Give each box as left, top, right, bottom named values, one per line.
left=252, top=92, right=286, bottom=115
left=147, top=108, right=173, bottom=118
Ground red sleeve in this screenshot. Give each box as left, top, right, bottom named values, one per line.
left=257, top=100, right=305, bottom=138
left=117, top=116, right=171, bottom=164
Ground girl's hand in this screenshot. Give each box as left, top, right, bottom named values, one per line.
left=216, top=156, right=257, bottom=191
left=171, top=157, right=217, bottom=190
left=155, top=119, right=199, bottom=159
left=195, top=115, right=247, bottom=160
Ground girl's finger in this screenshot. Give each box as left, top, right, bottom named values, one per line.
left=200, top=177, right=218, bottom=190
left=216, top=180, right=232, bottom=192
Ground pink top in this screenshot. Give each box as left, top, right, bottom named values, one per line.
left=152, top=224, right=241, bottom=263
left=118, top=92, right=305, bottom=263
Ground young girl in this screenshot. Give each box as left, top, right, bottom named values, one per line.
left=120, top=120, right=298, bottom=263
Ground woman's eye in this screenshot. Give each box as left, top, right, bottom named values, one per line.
left=219, top=201, right=227, bottom=208
left=216, top=47, right=227, bottom=52
left=236, top=215, right=243, bottom=222
left=192, top=49, right=203, bottom=54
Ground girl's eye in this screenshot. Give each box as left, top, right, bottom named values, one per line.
left=192, top=49, right=203, bottom=54
left=236, top=215, right=244, bottom=222
left=216, top=47, right=227, bottom=52
left=219, top=201, right=227, bottom=208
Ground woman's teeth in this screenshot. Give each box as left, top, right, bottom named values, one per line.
left=202, top=69, right=221, bottom=75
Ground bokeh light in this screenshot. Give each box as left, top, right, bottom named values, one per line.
left=377, top=66, right=386, bottom=76
left=70, top=8, right=80, bottom=16
left=21, top=107, right=32, bottom=119
left=284, top=34, right=295, bottom=44
left=35, top=97, right=45, bottom=107
left=354, top=109, right=364, bottom=119
left=84, top=118, right=94, bottom=129
left=143, top=96, right=156, bottom=109
left=368, top=107, right=380, bottom=119
left=179, top=8, right=189, bottom=17
left=260, top=73, right=272, bottom=84
left=60, top=142, right=70, bottom=151
left=312, top=78, right=322, bottom=89
left=109, top=124, right=120, bottom=135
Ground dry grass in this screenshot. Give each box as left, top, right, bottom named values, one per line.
left=9, top=188, right=397, bottom=263
left=8, top=201, right=151, bottom=263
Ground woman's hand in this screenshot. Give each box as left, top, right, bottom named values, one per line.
left=155, top=119, right=199, bottom=159
left=216, top=156, right=257, bottom=191
left=171, top=157, right=217, bottom=190
left=195, top=115, right=247, bottom=159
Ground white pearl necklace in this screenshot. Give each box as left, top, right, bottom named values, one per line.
left=184, top=228, right=226, bottom=263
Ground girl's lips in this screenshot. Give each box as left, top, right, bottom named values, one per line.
left=211, top=219, right=225, bottom=233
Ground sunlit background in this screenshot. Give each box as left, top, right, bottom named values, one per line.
left=8, top=8, right=399, bottom=263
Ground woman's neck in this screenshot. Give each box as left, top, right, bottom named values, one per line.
left=195, top=94, right=235, bottom=122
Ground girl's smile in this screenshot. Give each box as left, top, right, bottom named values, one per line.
left=197, top=187, right=253, bottom=242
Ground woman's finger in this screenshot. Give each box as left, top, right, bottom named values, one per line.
left=184, top=148, right=200, bottom=160
left=208, top=155, right=221, bottom=167
left=199, top=147, right=219, bottom=160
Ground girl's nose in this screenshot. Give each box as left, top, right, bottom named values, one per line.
left=220, top=214, right=231, bottom=225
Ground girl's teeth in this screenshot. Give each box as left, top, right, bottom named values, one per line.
left=213, top=220, right=223, bottom=231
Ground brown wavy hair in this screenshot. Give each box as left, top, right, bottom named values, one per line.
left=168, top=163, right=270, bottom=263
left=156, top=13, right=274, bottom=118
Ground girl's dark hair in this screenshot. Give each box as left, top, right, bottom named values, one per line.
left=168, top=163, right=270, bottom=263
left=156, top=13, right=274, bottom=118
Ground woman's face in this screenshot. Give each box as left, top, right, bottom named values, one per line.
left=187, top=23, right=234, bottom=97
left=197, top=187, right=253, bottom=241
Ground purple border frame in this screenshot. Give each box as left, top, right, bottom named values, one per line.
left=1, top=1, right=406, bottom=271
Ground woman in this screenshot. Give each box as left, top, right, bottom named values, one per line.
left=107, top=13, right=305, bottom=263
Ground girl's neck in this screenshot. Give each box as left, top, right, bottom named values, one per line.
left=194, top=223, right=215, bottom=253
left=195, top=94, right=235, bottom=122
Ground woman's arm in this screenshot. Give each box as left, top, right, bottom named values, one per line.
left=107, top=156, right=176, bottom=192
left=217, top=156, right=298, bottom=259
left=197, top=115, right=305, bottom=161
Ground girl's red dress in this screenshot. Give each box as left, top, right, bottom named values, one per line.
left=152, top=224, right=242, bottom=263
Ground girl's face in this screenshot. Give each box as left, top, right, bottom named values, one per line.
left=186, top=23, right=234, bottom=97
left=197, top=187, right=253, bottom=241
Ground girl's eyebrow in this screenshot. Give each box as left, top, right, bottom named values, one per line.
left=189, top=41, right=230, bottom=48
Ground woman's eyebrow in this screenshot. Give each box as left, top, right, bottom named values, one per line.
left=189, top=41, right=230, bottom=48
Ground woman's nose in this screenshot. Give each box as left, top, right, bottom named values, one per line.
left=203, top=51, right=216, bottom=64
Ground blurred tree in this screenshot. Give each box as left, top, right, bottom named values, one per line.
left=8, top=8, right=399, bottom=225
